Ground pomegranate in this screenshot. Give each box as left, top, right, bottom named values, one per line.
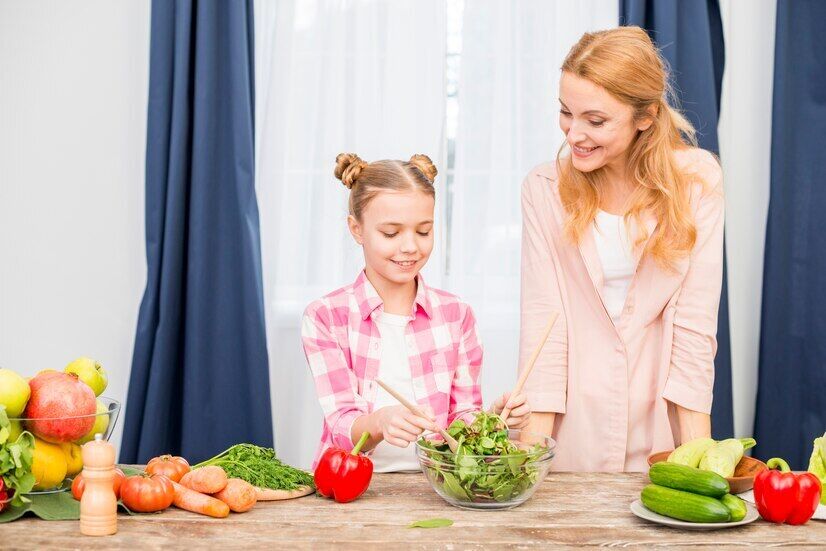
left=24, top=372, right=96, bottom=442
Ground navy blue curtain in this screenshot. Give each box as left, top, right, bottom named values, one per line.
left=121, top=0, right=273, bottom=464
left=620, top=0, right=734, bottom=439
left=753, top=0, right=826, bottom=469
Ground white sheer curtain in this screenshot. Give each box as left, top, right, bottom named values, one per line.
left=254, top=0, right=447, bottom=468
left=717, top=0, right=776, bottom=437
left=447, top=1, right=618, bottom=406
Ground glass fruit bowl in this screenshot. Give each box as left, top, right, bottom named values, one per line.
left=415, top=426, right=555, bottom=511
left=9, top=397, right=121, bottom=493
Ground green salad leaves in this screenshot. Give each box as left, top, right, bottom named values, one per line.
left=0, top=406, right=36, bottom=508
left=417, top=411, right=550, bottom=504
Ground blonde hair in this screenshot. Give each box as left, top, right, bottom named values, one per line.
left=559, top=26, right=704, bottom=268
left=334, top=153, right=437, bottom=220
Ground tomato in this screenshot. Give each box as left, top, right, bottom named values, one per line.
left=145, top=455, right=191, bottom=483
left=71, top=468, right=126, bottom=501
left=119, top=474, right=174, bottom=513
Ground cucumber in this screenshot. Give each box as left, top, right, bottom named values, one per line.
left=720, top=494, right=747, bottom=522
left=641, top=484, right=731, bottom=523
left=648, top=461, right=729, bottom=497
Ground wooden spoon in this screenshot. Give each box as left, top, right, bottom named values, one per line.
left=499, top=311, right=559, bottom=423
left=375, top=378, right=460, bottom=453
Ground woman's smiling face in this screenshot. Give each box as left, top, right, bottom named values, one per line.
left=558, top=71, right=652, bottom=174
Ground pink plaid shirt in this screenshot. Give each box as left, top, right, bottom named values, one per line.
left=302, top=270, right=483, bottom=467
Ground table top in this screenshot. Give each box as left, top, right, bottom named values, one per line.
left=5, top=472, right=825, bottom=549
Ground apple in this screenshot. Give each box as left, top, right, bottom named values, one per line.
left=24, top=372, right=96, bottom=442
left=75, top=400, right=110, bottom=444
left=0, top=368, right=30, bottom=417
left=64, top=357, right=107, bottom=397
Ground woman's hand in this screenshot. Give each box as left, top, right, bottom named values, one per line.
left=492, top=392, right=531, bottom=429
left=373, top=405, right=437, bottom=448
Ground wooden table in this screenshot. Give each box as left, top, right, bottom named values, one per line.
left=5, top=472, right=825, bottom=549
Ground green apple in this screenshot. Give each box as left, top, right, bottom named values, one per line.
left=76, top=400, right=109, bottom=444
left=0, top=368, right=31, bottom=417
left=64, top=357, right=108, bottom=396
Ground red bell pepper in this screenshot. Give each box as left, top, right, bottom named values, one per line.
left=0, top=478, right=9, bottom=513
left=754, top=457, right=822, bottom=525
left=314, top=431, right=373, bottom=503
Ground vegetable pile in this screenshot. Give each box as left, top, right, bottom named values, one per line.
left=642, top=462, right=746, bottom=523
left=668, top=436, right=756, bottom=476
left=416, top=411, right=551, bottom=504
left=64, top=443, right=313, bottom=519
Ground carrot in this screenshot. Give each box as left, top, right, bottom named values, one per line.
left=171, top=481, right=230, bottom=518
left=180, top=466, right=228, bottom=494
left=212, top=478, right=257, bottom=513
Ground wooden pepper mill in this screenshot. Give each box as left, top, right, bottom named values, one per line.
left=80, top=433, right=118, bottom=536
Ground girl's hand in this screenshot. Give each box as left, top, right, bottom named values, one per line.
left=492, top=392, right=531, bottom=429
left=374, top=405, right=437, bottom=448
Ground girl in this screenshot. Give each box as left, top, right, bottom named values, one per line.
left=519, top=27, right=725, bottom=471
left=302, top=153, right=530, bottom=472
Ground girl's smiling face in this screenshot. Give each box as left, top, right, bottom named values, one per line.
left=348, top=189, right=435, bottom=287
left=558, top=71, right=652, bottom=175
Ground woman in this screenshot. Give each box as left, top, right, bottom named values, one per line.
left=519, top=26, right=724, bottom=472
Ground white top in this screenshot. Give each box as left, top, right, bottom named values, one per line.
left=369, top=312, right=421, bottom=473
left=592, top=210, right=635, bottom=323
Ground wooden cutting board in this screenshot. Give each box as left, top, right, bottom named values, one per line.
left=254, top=485, right=315, bottom=501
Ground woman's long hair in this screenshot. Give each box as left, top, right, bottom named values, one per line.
left=558, top=26, right=705, bottom=268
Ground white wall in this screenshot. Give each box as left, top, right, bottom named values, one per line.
left=718, top=0, right=776, bottom=438
left=0, top=1, right=151, bottom=452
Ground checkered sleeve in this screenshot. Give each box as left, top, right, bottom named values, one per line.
left=449, top=304, right=484, bottom=421
left=301, top=302, right=368, bottom=450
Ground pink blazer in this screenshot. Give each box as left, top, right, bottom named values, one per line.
left=520, top=148, right=724, bottom=472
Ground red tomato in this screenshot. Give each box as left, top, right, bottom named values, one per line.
left=145, top=455, right=191, bottom=483
left=71, top=468, right=126, bottom=501
left=119, top=474, right=174, bottom=513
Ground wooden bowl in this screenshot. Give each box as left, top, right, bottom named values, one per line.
left=647, top=451, right=768, bottom=494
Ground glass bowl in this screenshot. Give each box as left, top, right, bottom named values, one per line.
left=9, top=396, right=121, bottom=493
left=415, top=428, right=555, bottom=510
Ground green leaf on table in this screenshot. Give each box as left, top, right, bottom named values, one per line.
left=119, top=465, right=146, bottom=477
left=407, top=518, right=453, bottom=529
left=0, top=502, right=31, bottom=523
left=28, top=492, right=80, bottom=520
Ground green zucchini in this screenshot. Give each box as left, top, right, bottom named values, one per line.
left=720, top=494, right=747, bottom=522
left=641, top=484, right=731, bottom=523
left=648, top=461, right=729, bottom=497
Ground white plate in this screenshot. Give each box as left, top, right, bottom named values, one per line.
left=630, top=499, right=759, bottom=530
left=738, top=489, right=826, bottom=520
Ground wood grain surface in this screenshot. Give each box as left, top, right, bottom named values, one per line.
left=4, top=472, right=825, bottom=550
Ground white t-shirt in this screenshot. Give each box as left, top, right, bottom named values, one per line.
left=592, top=210, right=635, bottom=323
left=370, top=312, right=421, bottom=473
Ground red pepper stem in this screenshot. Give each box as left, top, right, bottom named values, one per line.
left=351, top=431, right=371, bottom=456
left=766, top=457, right=791, bottom=472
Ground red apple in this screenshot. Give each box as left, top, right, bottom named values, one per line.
left=24, top=372, right=96, bottom=442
